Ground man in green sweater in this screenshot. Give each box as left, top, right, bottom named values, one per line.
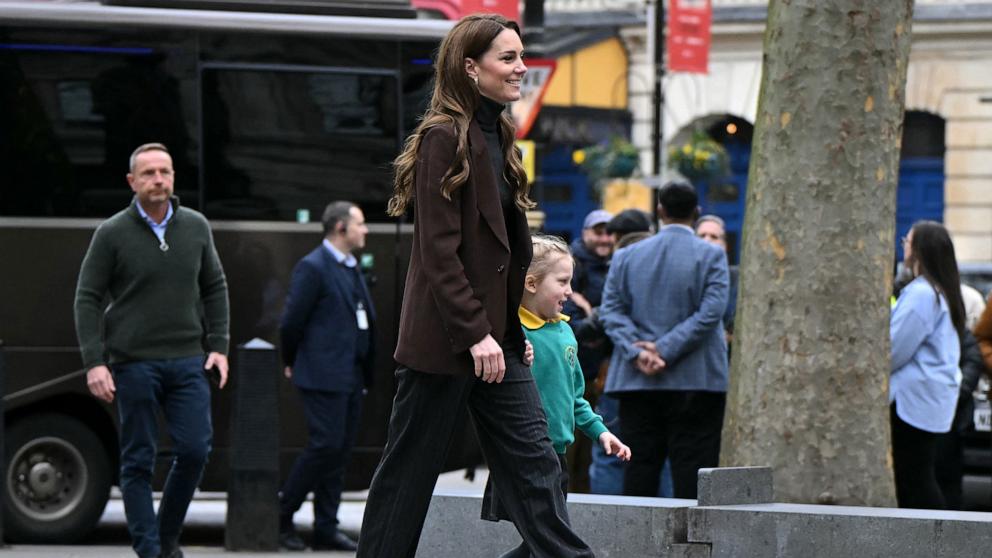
left=74, top=143, right=229, bottom=558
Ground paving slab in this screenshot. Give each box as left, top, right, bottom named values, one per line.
left=0, top=546, right=353, bottom=557
left=4, top=467, right=486, bottom=557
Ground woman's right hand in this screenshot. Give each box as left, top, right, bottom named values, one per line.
left=470, top=334, right=505, bottom=384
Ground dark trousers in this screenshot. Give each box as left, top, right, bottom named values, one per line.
left=935, top=395, right=972, bottom=511
left=891, top=404, right=945, bottom=510
left=357, top=352, right=592, bottom=558
left=280, top=387, right=364, bottom=539
left=618, top=390, right=725, bottom=499
left=488, top=453, right=570, bottom=558
left=565, top=388, right=596, bottom=494
left=113, top=355, right=212, bottom=558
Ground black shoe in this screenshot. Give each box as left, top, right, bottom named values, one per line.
left=313, top=531, right=358, bottom=552
left=279, top=529, right=307, bottom=551
left=158, top=546, right=183, bottom=558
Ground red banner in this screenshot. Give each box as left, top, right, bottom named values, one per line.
left=411, top=0, right=519, bottom=21
left=667, top=0, right=712, bottom=74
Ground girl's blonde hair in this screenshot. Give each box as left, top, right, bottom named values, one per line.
left=529, top=234, right=573, bottom=280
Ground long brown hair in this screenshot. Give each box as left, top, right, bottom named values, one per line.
left=908, top=220, right=966, bottom=336
left=386, top=13, right=534, bottom=216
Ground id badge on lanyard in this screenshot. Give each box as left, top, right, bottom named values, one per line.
left=356, top=302, right=369, bottom=330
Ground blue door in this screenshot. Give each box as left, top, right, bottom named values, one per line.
left=538, top=145, right=597, bottom=242
left=694, top=139, right=750, bottom=264
left=895, top=157, right=945, bottom=260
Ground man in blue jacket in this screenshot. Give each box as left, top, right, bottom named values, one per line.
left=600, top=181, right=729, bottom=499
left=278, top=201, right=374, bottom=551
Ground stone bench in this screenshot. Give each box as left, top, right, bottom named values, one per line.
left=690, top=502, right=992, bottom=557
left=416, top=489, right=696, bottom=557
left=416, top=467, right=992, bottom=557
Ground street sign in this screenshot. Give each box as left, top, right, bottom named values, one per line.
left=511, top=58, right=556, bottom=139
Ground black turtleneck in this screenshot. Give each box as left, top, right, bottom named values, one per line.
left=474, top=95, right=514, bottom=220
left=475, top=95, right=519, bottom=348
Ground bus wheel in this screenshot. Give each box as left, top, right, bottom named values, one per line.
left=3, top=414, right=112, bottom=543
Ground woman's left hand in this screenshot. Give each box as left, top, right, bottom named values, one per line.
left=524, top=339, right=535, bottom=367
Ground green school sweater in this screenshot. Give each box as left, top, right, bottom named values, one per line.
left=74, top=197, right=229, bottom=369
left=520, top=306, right=608, bottom=454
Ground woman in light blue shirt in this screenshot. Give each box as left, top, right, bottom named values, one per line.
left=890, top=221, right=966, bottom=509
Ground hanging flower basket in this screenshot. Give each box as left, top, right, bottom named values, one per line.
left=573, top=136, right=640, bottom=187
left=667, top=131, right=730, bottom=183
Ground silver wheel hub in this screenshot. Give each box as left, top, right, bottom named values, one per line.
left=27, top=462, right=59, bottom=499
left=7, top=436, right=88, bottom=521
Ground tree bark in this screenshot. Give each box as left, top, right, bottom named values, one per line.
left=720, top=0, right=914, bottom=507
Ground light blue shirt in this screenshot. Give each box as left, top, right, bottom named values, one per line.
left=322, top=238, right=357, bottom=268
left=889, top=276, right=962, bottom=433
left=134, top=198, right=174, bottom=244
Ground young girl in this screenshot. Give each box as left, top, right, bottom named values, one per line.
left=483, top=235, right=630, bottom=557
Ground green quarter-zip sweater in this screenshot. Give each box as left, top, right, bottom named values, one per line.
left=520, top=306, right=608, bottom=454
left=74, top=197, right=230, bottom=369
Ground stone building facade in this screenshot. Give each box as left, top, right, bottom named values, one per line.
left=546, top=0, right=992, bottom=261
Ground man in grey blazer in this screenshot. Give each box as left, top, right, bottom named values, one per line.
left=599, top=181, right=729, bottom=499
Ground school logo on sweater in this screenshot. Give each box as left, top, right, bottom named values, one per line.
left=565, top=345, right=577, bottom=368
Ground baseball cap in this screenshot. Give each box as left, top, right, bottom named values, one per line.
left=606, top=209, right=653, bottom=235
left=582, top=209, right=613, bottom=230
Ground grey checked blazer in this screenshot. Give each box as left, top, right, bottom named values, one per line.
left=600, top=225, right=730, bottom=394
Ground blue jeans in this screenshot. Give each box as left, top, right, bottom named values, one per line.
left=113, top=355, right=212, bottom=558
left=280, top=387, right=363, bottom=540
left=588, top=395, right=625, bottom=495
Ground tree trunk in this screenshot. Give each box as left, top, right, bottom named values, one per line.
left=720, top=0, right=914, bottom=507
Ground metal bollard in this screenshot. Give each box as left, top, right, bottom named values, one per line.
left=224, top=338, right=280, bottom=551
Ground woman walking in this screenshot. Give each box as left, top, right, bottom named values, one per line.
left=890, top=221, right=966, bottom=509
left=356, top=14, right=593, bottom=558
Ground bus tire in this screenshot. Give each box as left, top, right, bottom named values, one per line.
left=3, top=413, right=112, bottom=543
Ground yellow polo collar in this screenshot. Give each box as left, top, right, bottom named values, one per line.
left=518, top=305, right=570, bottom=330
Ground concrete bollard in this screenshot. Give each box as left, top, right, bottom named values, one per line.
left=224, top=339, right=280, bottom=551
left=696, top=466, right=774, bottom=506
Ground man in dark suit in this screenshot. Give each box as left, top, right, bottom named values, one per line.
left=278, top=201, right=374, bottom=552
left=599, top=181, right=729, bottom=499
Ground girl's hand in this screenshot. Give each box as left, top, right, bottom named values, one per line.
left=524, top=339, right=535, bottom=367
left=598, top=432, right=631, bottom=461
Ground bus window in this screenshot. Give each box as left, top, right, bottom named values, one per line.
left=201, top=67, right=399, bottom=222
left=0, top=29, right=199, bottom=217
left=401, top=40, right=437, bottom=136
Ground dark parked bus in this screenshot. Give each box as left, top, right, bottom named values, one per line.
left=0, top=0, right=481, bottom=543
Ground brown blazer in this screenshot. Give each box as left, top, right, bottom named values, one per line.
left=394, top=121, right=532, bottom=375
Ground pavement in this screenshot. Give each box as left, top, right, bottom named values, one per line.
left=3, top=468, right=491, bottom=557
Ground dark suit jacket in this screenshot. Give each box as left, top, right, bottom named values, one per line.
left=394, top=121, right=532, bottom=375
left=280, top=245, right=376, bottom=391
